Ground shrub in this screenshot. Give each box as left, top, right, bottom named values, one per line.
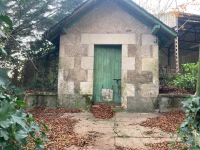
left=176, top=96, right=200, bottom=149
left=170, top=63, right=198, bottom=91
left=0, top=86, right=49, bottom=150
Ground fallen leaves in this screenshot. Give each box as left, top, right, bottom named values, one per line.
left=90, top=104, right=116, bottom=119
left=140, top=110, right=188, bottom=149
left=143, top=130, right=154, bottom=135
left=115, top=145, right=138, bottom=150
left=26, top=107, right=188, bottom=150
left=145, top=141, right=188, bottom=150
left=28, top=107, right=83, bottom=114
left=27, top=107, right=100, bottom=150
left=140, top=110, right=185, bottom=133
left=159, top=87, right=194, bottom=94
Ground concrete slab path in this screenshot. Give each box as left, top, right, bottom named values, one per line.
left=63, top=112, right=175, bottom=150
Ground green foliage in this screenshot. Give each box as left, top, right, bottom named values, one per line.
left=176, top=97, right=200, bottom=149
left=0, top=69, right=48, bottom=150
left=0, top=69, right=49, bottom=149
left=159, top=73, right=177, bottom=88
left=0, top=46, right=7, bottom=56
left=0, top=0, right=84, bottom=61
left=170, top=63, right=198, bottom=91
left=0, top=15, right=12, bottom=27
left=0, top=68, right=9, bottom=86
left=0, top=0, right=84, bottom=88
left=0, top=86, right=49, bottom=150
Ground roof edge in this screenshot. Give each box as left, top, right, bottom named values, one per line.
left=122, top=0, right=177, bottom=37
left=43, top=0, right=177, bottom=46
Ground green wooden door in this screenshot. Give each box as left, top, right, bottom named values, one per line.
left=93, top=45, right=122, bottom=104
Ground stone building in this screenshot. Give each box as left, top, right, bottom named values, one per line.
left=44, top=0, right=177, bottom=112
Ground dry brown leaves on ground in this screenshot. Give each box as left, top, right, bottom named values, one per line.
left=140, top=110, right=185, bottom=133
left=28, top=107, right=83, bottom=114
left=27, top=107, right=101, bottom=150
left=90, top=104, right=116, bottom=119
left=115, top=145, right=138, bottom=150
left=145, top=141, right=189, bottom=150
left=159, top=87, right=195, bottom=94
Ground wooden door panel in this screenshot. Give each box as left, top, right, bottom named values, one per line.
left=93, top=45, right=121, bottom=103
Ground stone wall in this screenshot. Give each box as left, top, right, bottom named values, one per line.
left=25, top=92, right=57, bottom=110
left=126, top=43, right=158, bottom=112
left=58, top=1, right=159, bottom=111
left=158, top=94, right=191, bottom=112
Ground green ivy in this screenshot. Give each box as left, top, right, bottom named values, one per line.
left=176, top=96, right=200, bottom=149
left=0, top=86, right=49, bottom=150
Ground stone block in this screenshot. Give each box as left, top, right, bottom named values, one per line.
left=142, top=34, right=157, bottom=45
left=87, top=70, right=93, bottom=82
left=75, top=69, right=87, bottom=82
left=128, top=44, right=138, bottom=57
left=58, top=94, right=86, bottom=110
left=127, top=97, right=154, bottom=112
left=140, top=45, right=152, bottom=58
left=122, top=57, right=135, bottom=70
left=140, top=84, right=158, bottom=97
left=25, top=95, right=37, bottom=110
left=80, top=82, right=93, bottom=95
left=25, top=94, right=57, bottom=110
left=122, top=45, right=128, bottom=57
left=81, top=57, right=94, bottom=70
left=152, top=45, right=158, bottom=58
left=59, top=45, right=65, bottom=57
left=142, top=58, right=158, bottom=85
left=59, top=57, right=74, bottom=69
left=153, top=72, right=159, bottom=85
left=58, top=69, right=64, bottom=81
left=63, top=70, right=76, bottom=81
left=36, top=95, right=57, bottom=107
left=82, top=44, right=89, bottom=56
left=64, top=45, right=82, bottom=57
left=36, top=96, right=46, bottom=107
left=121, top=97, right=127, bottom=109
left=124, top=84, right=135, bottom=97
left=58, top=81, right=74, bottom=94
left=81, top=34, right=136, bottom=44
left=127, top=71, right=153, bottom=84
left=158, top=94, right=190, bottom=112
left=45, top=95, right=57, bottom=107
left=122, top=70, right=127, bottom=81
left=60, top=34, right=75, bottom=45
left=142, top=58, right=158, bottom=72
left=88, top=44, right=94, bottom=56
